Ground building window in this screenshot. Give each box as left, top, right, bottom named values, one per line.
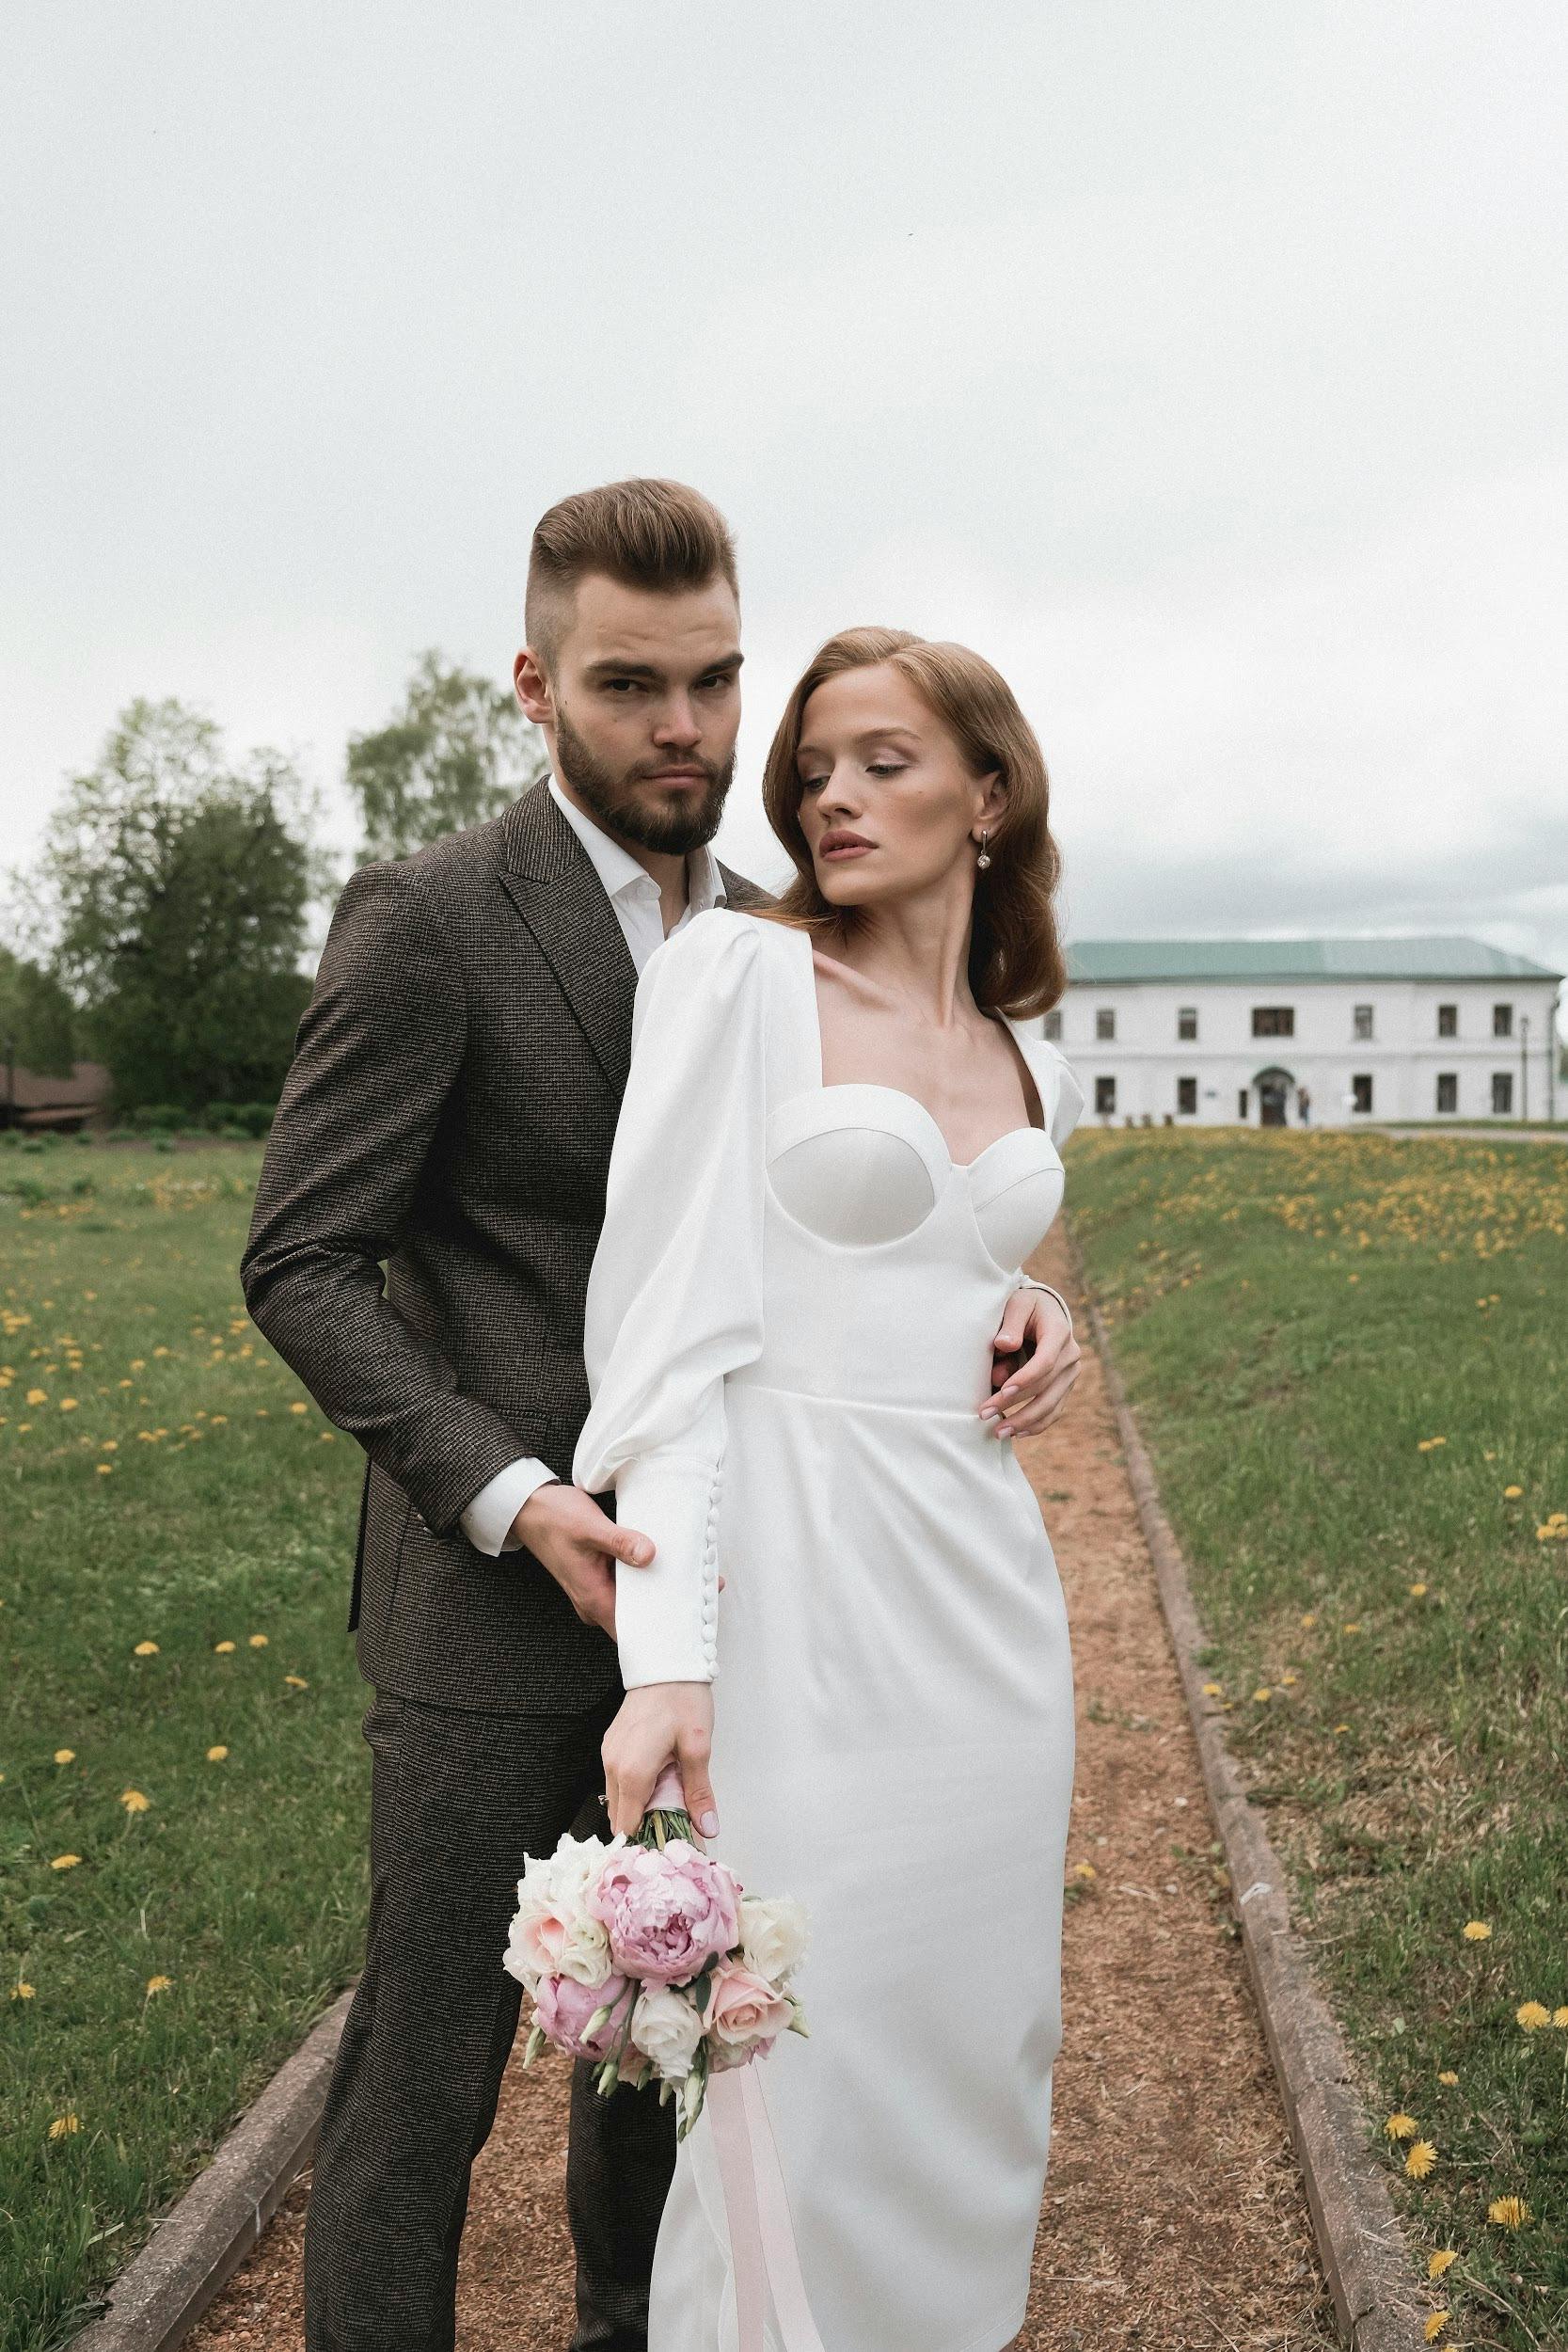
left=1177, top=1006, right=1197, bottom=1041
left=1251, top=1007, right=1294, bottom=1038
left=1493, top=1003, right=1513, bottom=1038
left=1492, top=1071, right=1513, bottom=1115
left=1351, top=1073, right=1373, bottom=1114
left=1095, top=1075, right=1117, bottom=1117
left=1095, top=1008, right=1116, bottom=1041
left=1353, top=1003, right=1374, bottom=1041
left=1437, top=1004, right=1457, bottom=1038
left=1435, top=1073, right=1458, bottom=1114
left=1043, top=1009, right=1062, bottom=1041
left=1238, top=1088, right=1249, bottom=1120
left=1177, top=1076, right=1197, bottom=1116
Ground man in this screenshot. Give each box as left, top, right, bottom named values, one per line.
left=241, top=476, right=1077, bottom=2352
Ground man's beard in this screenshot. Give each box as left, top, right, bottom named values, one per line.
left=553, top=707, right=734, bottom=856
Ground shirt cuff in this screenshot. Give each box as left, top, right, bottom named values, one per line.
left=460, top=1456, right=560, bottom=1555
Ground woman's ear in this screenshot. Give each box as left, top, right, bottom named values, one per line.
left=974, top=770, right=1008, bottom=830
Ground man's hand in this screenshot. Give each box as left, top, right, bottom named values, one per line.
left=979, top=1288, right=1082, bottom=1439
left=511, top=1482, right=654, bottom=1641
left=603, top=1680, right=718, bottom=1840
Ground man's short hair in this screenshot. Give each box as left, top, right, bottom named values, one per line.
left=526, top=477, right=739, bottom=672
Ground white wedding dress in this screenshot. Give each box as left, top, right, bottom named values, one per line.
left=573, top=906, right=1085, bottom=2352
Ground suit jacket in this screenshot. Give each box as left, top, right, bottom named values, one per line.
left=240, top=778, right=776, bottom=1714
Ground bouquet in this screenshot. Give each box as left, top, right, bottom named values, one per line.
left=502, top=1765, right=810, bottom=2137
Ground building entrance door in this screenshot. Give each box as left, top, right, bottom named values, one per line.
left=1255, top=1067, right=1292, bottom=1127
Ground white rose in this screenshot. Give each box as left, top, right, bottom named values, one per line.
left=628, top=1983, right=705, bottom=2080
left=738, top=1895, right=809, bottom=1985
left=507, top=1833, right=619, bottom=1988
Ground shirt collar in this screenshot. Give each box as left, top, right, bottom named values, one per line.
left=546, top=774, right=726, bottom=914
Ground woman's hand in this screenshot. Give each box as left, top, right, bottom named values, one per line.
left=603, top=1680, right=719, bottom=1841
left=981, top=1287, right=1082, bottom=1438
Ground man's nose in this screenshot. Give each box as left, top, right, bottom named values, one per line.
left=653, top=696, right=702, bottom=747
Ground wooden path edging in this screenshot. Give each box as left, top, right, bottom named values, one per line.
left=1069, top=1229, right=1427, bottom=2349
left=66, top=1985, right=356, bottom=2352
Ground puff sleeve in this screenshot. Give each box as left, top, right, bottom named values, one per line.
left=572, top=909, right=770, bottom=1688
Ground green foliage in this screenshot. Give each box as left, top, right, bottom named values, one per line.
left=346, top=648, right=547, bottom=863
left=0, top=947, right=77, bottom=1080
left=28, top=699, right=320, bottom=1114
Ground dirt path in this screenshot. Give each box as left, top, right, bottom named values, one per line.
left=185, top=1226, right=1338, bottom=2351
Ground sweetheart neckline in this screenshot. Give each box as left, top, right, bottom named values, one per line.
left=812, top=1080, right=1056, bottom=1177
left=785, top=924, right=1051, bottom=1172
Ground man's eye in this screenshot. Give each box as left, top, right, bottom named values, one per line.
left=696, top=673, right=736, bottom=692
left=604, top=678, right=646, bottom=694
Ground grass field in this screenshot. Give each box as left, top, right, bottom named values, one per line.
left=1068, top=1126, right=1568, bottom=2352
left=1, top=1142, right=368, bottom=2352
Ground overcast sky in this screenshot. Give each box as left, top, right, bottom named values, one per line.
left=3, top=2, right=1564, bottom=1012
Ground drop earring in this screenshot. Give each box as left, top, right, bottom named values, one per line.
left=975, top=830, right=992, bottom=870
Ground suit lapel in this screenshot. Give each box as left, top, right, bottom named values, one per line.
left=498, top=778, right=780, bottom=1097
left=499, top=782, right=639, bottom=1097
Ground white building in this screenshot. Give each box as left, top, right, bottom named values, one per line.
left=1040, top=936, right=1562, bottom=1129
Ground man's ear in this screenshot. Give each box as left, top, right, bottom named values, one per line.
left=515, top=644, right=554, bottom=727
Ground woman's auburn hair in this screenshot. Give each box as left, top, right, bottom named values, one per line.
left=754, top=627, right=1068, bottom=1021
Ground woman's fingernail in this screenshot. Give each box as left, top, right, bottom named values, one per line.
left=700, top=1810, right=719, bottom=1836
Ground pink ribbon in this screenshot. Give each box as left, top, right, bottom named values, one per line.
left=641, top=1767, right=827, bottom=2349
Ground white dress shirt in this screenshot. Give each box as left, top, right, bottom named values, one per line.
left=459, top=776, right=729, bottom=1555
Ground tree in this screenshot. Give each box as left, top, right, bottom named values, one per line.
left=28, top=698, right=322, bottom=1111
left=0, top=945, right=77, bottom=1078
left=346, top=649, right=548, bottom=863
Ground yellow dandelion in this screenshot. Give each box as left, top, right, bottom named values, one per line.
left=1427, top=2249, right=1458, bottom=2278
left=1385, top=2112, right=1419, bottom=2140
left=100, top=1438, right=118, bottom=1452
left=152, top=1345, right=170, bottom=1357
left=1487, top=2194, right=1530, bottom=2228
left=51, top=1852, right=82, bottom=1869
left=1253, top=1686, right=1273, bottom=1701
left=59, top=1397, right=78, bottom=1411
left=283, top=1674, right=309, bottom=1689
left=1342, top=1622, right=1362, bottom=1634
left=1503, top=1485, right=1522, bottom=1498
left=53, top=1748, right=74, bottom=1765
left=1462, top=1920, right=1492, bottom=1942
left=1437, top=2071, right=1459, bottom=2086
left=1071, top=1860, right=1097, bottom=1880
left=12, top=1981, right=36, bottom=1999
left=145, top=1974, right=172, bottom=1995
left=1408, top=1582, right=1428, bottom=1598
left=129, top=1359, right=145, bottom=1371
left=1405, top=2140, right=1437, bottom=2179
left=1299, top=1612, right=1317, bottom=1628
left=255, top=1407, right=269, bottom=1417
left=1515, top=2001, right=1551, bottom=2031
left=133, top=1640, right=159, bottom=1657
left=210, top=1414, right=227, bottom=1425
left=1201, top=1680, right=1223, bottom=1696
left=1333, top=1722, right=1350, bottom=1733
left=25, top=1388, right=46, bottom=1406
left=1280, top=1671, right=1298, bottom=1686
left=95, top=1463, right=113, bottom=1475
left=119, top=1788, right=150, bottom=1813
left=214, top=1640, right=235, bottom=1654
left=47, top=2113, right=81, bottom=2140
left=289, top=1401, right=309, bottom=1416
left=1423, top=2313, right=1449, bottom=2343
left=206, top=1744, right=229, bottom=1761
left=248, top=1632, right=268, bottom=1648
left=1553, top=2008, right=1568, bottom=2029
left=319, top=1431, right=337, bottom=1442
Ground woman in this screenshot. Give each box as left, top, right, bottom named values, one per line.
left=572, top=627, right=1085, bottom=2352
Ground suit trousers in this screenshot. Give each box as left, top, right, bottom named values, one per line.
left=302, top=1683, right=677, bottom=2352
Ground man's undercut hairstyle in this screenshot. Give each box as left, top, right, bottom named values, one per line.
left=526, top=477, right=739, bottom=673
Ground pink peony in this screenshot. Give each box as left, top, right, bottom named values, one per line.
left=587, top=1838, right=742, bottom=1986
left=535, top=1969, right=634, bottom=2061
left=702, top=1962, right=794, bottom=2068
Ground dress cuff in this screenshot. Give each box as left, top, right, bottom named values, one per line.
left=611, top=1451, right=722, bottom=1686
left=460, top=1455, right=560, bottom=1556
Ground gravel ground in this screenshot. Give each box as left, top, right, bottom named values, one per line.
left=185, top=1226, right=1340, bottom=2351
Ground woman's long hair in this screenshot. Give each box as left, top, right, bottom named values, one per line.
left=754, top=627, right=1067, bottom=1020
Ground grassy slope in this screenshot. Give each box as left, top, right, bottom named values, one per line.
left=1, top=1145, right=367, bottom=2352
left=1068, top=1127, right=1567, bottom=2351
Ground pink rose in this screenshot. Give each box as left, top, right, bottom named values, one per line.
left=588, top=1838, right=742, bottom=1986
left=702, top=1962, right=793, bottom=2068
left=535, top=1969, right=633, bottom=2060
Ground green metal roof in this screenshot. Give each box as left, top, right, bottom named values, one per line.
left=1064, top=936, right=1563, bottom=985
